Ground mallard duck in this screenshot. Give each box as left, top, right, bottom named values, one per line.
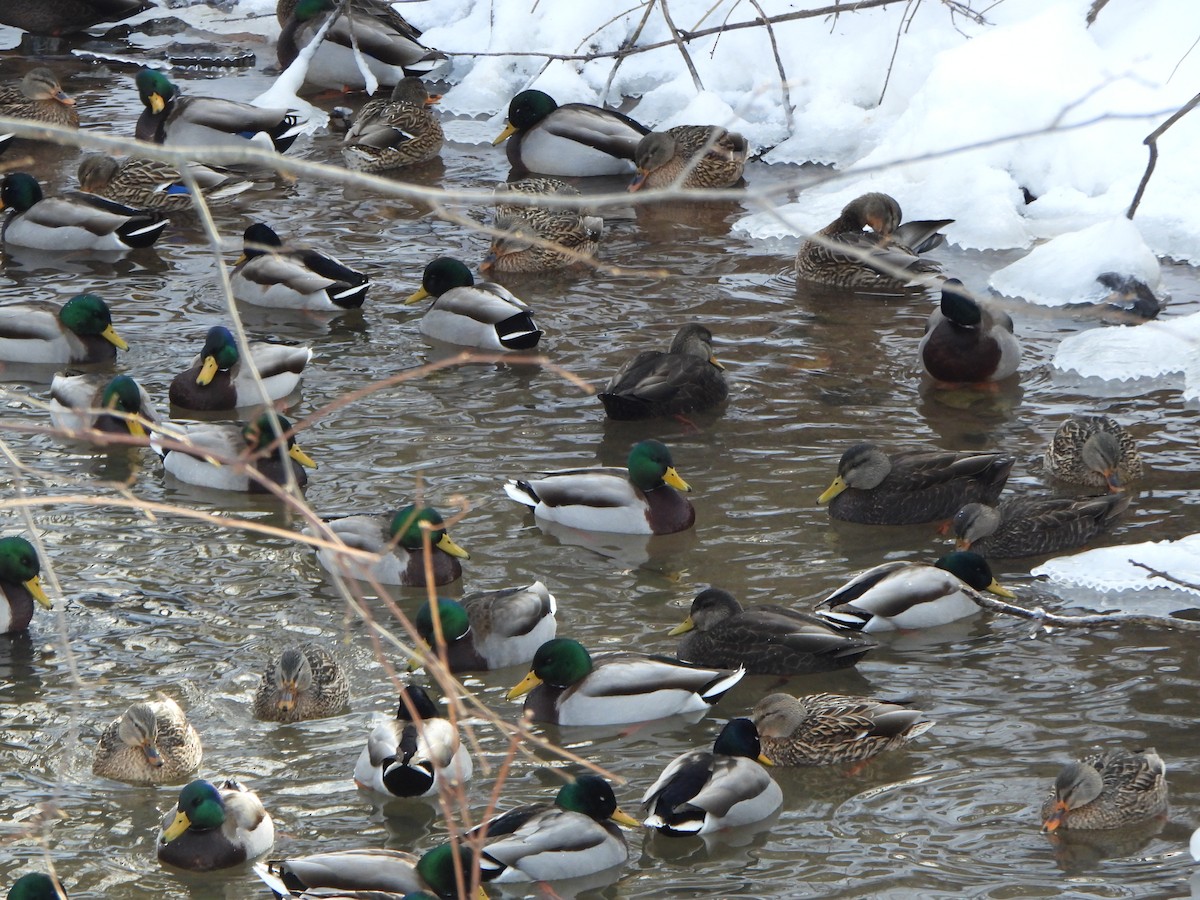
left=257, top=845, right=483, bottom=899
left=953, top=493, right=1131, bottom=559
left=252, top=644, right=348, bottom=723
left=152, top=412, right=316, bottom=493
left=413, top=582, right=557, bottom=672
left=1091, top=272, right=1161, bottom=322
left=7, top=873, right=69, bottom=900
left=669, top=588, right=873, bottom=675
left=814, top=551, right=1015, bottom=632
left=817, top=443, right=1013, bottom=525
left=92, top=696, right=203, bottom=785
left=278, top=0, right=446, bottom=92
left=0, top=536, right=52, bottom=634
left=493, top=89, right=649, bottom=177
left=506, top=637, right=744, bottom=727
left=751, top=692, right=934, bottom=766
left=628, top=126, right=747, bottom=191
left=794, top=192, right=952, bottom=291
left=49, top=373, right=160, bottom=439
left=1041, top=748, right=1167, bottom=831
left=0, top=173, right=167, bottom=252
left=157, top=778, right=274, bottom=871
left=6, top=873, right=67, bottom=899
left=471, top=774, right=637, bottom=882
left=342, top=77, right=444, bottom=172
left=232, top=223, right=369, bottom=311
left=353, top=684, right=472, bottom=798
left=405, top=257, right=542, bottom=351
left=77, top=155, right=253, bottom=213
left=314, top=505, right=469, bottom=587
left=0, top=69, right=79, bottom=129
left=134, top=69, right=306, bottom=157
left=0, top=294, right=128, bottom=365
left=919, top=279, right=1021, bottom=383
left=168, top=326, right=311, bottom=411
left=1044, top=415, right=1143, bottom=492
left=483, top=179, right=603, bottom=273
left=642, top=717, right=781, bottom=835
left=598, top=323, right=728, bottom=420
left=504, top=439, right=694, bottom=535
left=0, top=0, right=150, bottom=35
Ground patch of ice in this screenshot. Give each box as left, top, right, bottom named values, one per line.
left=989, top=218, right=1160, bottom=306
left=1052, top=311, right=1200, bottom=384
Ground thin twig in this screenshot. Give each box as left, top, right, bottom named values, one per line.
left=658, top=0, right=704, bottom=92
left=973, top=591, right=1200, bottom=632
left=747, top=0, right=794, bottom=131
left=1127, top=89, right=1200, bottom=219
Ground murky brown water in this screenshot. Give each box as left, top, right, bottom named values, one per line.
left=1, top=26, right=1199, bottom=900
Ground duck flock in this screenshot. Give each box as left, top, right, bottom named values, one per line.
left=0, top=1, right=1197, bottom=899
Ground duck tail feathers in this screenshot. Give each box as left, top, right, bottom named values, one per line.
left=503, top=479, right=539, bottom=507
left=702, top=666, right=745, bottom=703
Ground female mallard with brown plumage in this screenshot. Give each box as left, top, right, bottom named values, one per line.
left=919, top=279, right=1021, bottom=383
left=599, top=323, right=728, bottom=420
left=1044, top=415, right=1143, bottom=492
left=483, top=178, right=602, bottom=274
left=342, top=77, right=444, bottom=173
left=795, top=192, right=952, bottom=292
left=92, top=696, right=202, bottom=785
left=1041, top=748, right=1167, bottom=831
left=252, top=645, right=349, bottom=723
left=952, top=493, right=1131, bottom=559
left=0, top=69, right=78, bottom=129
left=77, top=155, right=252, bottom=213
left=751, top=692, right=933, bottom=766
left=668, top=588, right=873, bottom=675
left=628, top=126, right=747, bottom=191
left=818, top=443, right=1013, bottom=525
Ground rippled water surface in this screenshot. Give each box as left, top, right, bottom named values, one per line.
left=1, top=26, right=1200, bottom=900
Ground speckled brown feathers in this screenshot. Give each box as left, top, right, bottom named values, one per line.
left=629, top=125, right=747, bottom=191
left=1041, top=748, right=1167, bottom=831
left=751, top=692, right=933, bottom=766
left=795, top=192, right=952, bottom=291
left=1045, top=415, right=1143, bottom=492
left=252, top=645, right=349, bottom=724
